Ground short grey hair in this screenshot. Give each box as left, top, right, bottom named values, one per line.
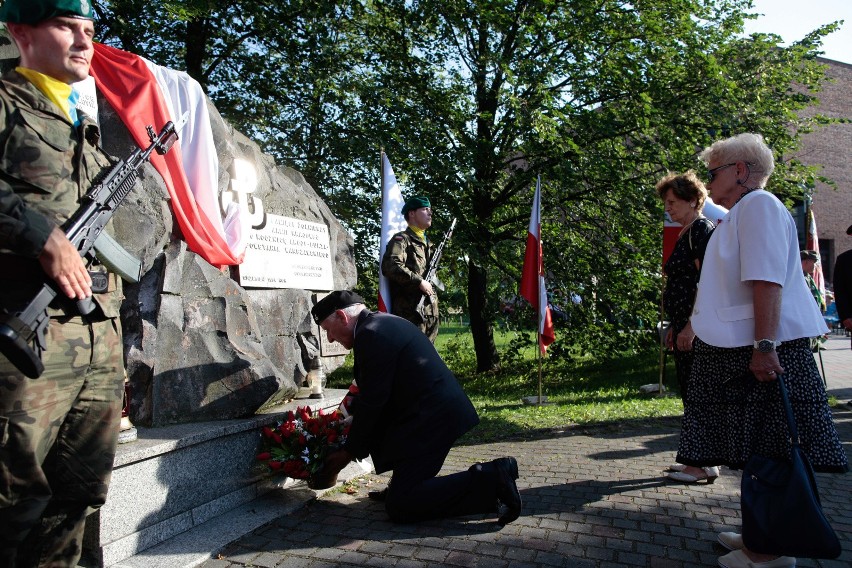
left=699, top=133, right=775, bottom=183
left=340, top=304, right=365, bottom=319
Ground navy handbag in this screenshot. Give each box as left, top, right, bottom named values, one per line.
left=741, top=374, right=841, bottom=559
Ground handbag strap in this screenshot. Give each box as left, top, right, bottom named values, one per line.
left=776, top=374, right=800, bottom=447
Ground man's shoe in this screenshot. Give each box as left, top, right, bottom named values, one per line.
left=718, top=550, right=795, bottom=568
left=717, top=532, right=743, bottom=551
left=493, top=457, right=521, bottom=526
left=368, top=488, right=388, bottom=501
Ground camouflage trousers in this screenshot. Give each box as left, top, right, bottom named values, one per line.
left=0, top=316, right=123, bottom=568
left=393, top=296, right=439, bottom=343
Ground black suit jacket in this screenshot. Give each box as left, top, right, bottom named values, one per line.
left=344, top=311, right=479, bottom=473
left=834, top=250, right=852, bottom=322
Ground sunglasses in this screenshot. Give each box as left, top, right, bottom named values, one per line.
left=707, top=163, right=736, bottom=182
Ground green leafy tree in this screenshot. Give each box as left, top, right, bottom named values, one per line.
left=349, top=0, right=840, bottom=370
left=91, top=0, right=841, bottom=372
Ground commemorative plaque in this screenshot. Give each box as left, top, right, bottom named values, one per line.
left=239, top=214, right=334, bottom=290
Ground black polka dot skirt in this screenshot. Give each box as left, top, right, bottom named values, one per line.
left=676, top=338, right=848, bottom=473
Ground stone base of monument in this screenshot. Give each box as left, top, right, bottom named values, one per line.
left=81, top=389, right=372, bottom=568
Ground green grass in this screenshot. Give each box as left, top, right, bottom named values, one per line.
left=326, top=323, right=684, bottom=444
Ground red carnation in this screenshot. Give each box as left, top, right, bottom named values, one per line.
left=256, top=452, right=271, bottom=461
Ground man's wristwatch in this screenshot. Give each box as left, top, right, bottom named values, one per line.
left=753, top=339, right=780, bottom=353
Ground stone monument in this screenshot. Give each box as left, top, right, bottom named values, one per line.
left=0, top=27, right=357, bottom=427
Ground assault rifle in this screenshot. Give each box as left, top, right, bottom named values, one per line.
left=414, top=217, right=457, bottom=323
left=0, top=116, right=187, bottom=378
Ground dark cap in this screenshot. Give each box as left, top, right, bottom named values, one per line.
left=0, top=0, right=94, bottom=24
left=401, top=196, right=430, bottom=216
left=800, top=249, right=819, bottom=261
left=847, top=224, right=852, bottom=236
left=311, top=290, right=365, bottom=325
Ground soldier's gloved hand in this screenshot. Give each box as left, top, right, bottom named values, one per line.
left=39, top=226, right=92, bottom=300
left=419, top=280, right=434, bottom=297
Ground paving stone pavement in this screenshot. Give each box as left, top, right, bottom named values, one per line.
left=200, top=335, right=852, bottom=568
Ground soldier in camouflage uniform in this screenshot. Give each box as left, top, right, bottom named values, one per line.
left=0, top=2, right=125, bottom=566
left=381, top=196, right=439, bottom=342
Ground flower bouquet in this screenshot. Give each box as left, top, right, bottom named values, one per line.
left=256, top=405, right=351, bottom=489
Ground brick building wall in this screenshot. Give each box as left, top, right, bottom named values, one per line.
left=795, top=57, right=852, bottom=286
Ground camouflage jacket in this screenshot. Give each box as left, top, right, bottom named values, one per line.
left=381, top=227, right=437, bottom=320
left=0, top=69, right=121, bottom=318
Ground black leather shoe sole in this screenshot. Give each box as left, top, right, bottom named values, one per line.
left=495, top=457, right=521, bottom=526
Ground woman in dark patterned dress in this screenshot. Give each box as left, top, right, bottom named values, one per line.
left=681, top=133, right=847, bottom=568
left=656, top=171, right=719, bottom=484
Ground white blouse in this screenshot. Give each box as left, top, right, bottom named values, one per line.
left=691, top=190, right=828, bottom=348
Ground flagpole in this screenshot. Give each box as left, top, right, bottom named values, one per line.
left=804, top=188, right=811, bottom=248
left=658, top=276, right=666, bottom=395
left=379, top=148, right=384, bottom=312
left=538, top=224, right=544, bottom=404
left=521, top=175, right=553, bottom=406
left=538, top=176, right=543, bottom=405
left=537, top=323, right=543, bottom=404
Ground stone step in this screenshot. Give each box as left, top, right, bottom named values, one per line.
left=82, top=389, right=369, bottom=567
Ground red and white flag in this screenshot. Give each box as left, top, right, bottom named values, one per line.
left=519, top=176, right=555, bottom=354
left=89, top=43, right=246, bottom=267
left=378, top=152, right=407, bottom=313
left=806, top=206, right=826, bottom=309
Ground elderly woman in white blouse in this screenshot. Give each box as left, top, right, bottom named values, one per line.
left=674, top=133, right=847, bottom=568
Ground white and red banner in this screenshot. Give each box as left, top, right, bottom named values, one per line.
left=662, top=196, right=727, bottom=267
left=89, top=43, right=247, bottom=267
left=806, top=205, right=826, bottom=309
left=378, top=152, right=407, bottom=313
left=519, top=176, right=555, bottom=354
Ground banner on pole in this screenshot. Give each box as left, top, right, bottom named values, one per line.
left=520, top=176, right=555, bottom=354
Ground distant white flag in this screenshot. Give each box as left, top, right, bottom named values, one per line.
left=378, top=152, right=408, bottom=312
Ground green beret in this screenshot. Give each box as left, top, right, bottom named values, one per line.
left=800, top=250, right=819, bottom=261
left=0, top=0, right=95, bottom=24
left=311, top=290, right=366, bottom=325
left=401, top=196, right=430, bottom=216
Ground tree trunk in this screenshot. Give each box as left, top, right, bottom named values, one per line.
left=467, top=257, right=499, bottom=372
left=184, top=18, right=208, bottom=88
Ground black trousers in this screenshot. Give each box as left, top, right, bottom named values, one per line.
left=384, top=447, right=498, bottom=522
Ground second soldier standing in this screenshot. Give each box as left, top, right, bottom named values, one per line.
left=381, top=196, right=439, bottom=342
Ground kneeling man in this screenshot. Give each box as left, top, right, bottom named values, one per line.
left=312, top=291, right=521, bottom=525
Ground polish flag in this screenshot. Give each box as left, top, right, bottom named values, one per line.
left=519, top=176, right=555, bottom=354
left=89, top=43, right=246, bottom=267
left=378, top=152, right=407, bottom=313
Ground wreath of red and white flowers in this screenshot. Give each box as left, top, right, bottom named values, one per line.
left=256, top=405, right=351, bottom=479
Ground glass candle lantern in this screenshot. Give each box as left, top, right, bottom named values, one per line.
left=307, top=358, right=326, bottom=399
